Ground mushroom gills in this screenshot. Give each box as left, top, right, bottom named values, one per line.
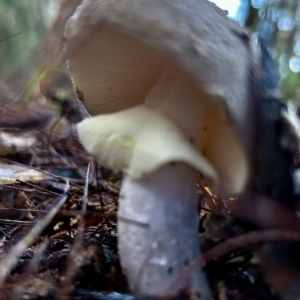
left=72, top=27, right=248, bottom=196
left=68, top=28, right=165, bottom=114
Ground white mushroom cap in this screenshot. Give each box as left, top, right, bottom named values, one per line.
left=65, top=0, right=256, bottom=196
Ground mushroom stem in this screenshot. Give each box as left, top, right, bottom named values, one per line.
left=118, top=163, right=210, bottom=298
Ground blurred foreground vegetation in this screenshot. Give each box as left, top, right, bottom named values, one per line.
left=1, top=0, right=300, bottom=103
left=0, top=0, right=62, bottom=85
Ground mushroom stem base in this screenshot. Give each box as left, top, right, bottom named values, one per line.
left=118, top=163, right=210, bottom=298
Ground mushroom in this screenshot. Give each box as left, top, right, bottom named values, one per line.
left=65, top=0, right=257, bottom=297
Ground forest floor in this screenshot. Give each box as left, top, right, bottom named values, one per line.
left=0, top=100, right=296, bottom=300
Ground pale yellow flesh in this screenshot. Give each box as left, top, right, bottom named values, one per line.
left=72, top=28, right=248, bottom=196
left=77, top=105, right=217, bottom=187
left=203, top=108, right=248, bottom=196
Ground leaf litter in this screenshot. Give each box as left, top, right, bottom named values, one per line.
left=0, top=93, right=298, bottom=300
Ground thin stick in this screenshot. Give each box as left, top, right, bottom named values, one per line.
left=0, top=185, right=35, bottom=192
left=17, top=180, right=62, bottom=196
left=0, top=181, right=70, bottom=283
left=0, top=219, right=34, bottom=226
left=0, top=208, right=47, bottom=215
left=0, top=33, right=21, bottom=42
